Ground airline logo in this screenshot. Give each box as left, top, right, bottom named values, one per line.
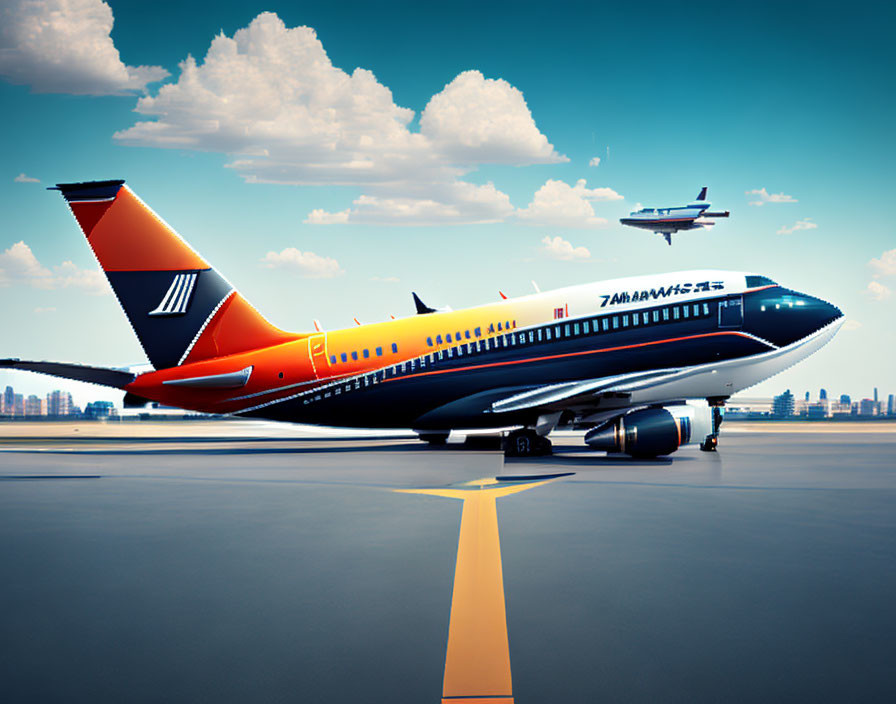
left=148, top=272, right=198, bottom=316
left=599, top=280, right=726, bottom=308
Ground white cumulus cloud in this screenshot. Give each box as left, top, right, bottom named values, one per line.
left=14, top=173, right=40, bottom=183
left=746, top=187, right=798, bottom=206
left=0, top=240, right=109, bottom=293
left=517, top=179, right=622, bottom=228
left=588, top=157, right=601, bottom=167
left=112, top=12, right=564, bottom=226
left=868, top=248, right=896, bottom=278
left=260, top=247, right=344, bottom=278
left=0, top=0, right=168, bottom=95
left=777, top=219, right=818, bottom=235
left=540, top=236, right=591, bottom=261
left=866, top=280, right=892, bottom=301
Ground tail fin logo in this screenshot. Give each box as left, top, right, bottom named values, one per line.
left=148, top=272, right=198, bottom=316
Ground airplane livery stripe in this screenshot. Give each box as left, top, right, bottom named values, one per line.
left=232, top=330, right=772, bottom=414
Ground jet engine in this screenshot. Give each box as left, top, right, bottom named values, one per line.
left=584, top=404, right=714, bottom=458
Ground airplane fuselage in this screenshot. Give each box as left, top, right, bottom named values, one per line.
left=126, top=269, right=843, bottom=430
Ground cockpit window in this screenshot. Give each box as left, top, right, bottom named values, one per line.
left=746, top=275, right=777, bottom=288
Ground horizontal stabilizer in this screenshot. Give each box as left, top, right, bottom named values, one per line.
left=0, top=359, right=136, bottom=388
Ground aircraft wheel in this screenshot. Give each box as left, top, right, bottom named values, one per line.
left=418, top=432, right=449, bottom=445
left=503, top=429, right=552, bottom=457
left=700, top=435, right=718, bottom=452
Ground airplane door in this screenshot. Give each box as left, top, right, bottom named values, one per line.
left=308, top=333, right=329, bottom=378
left=718, top=295, right=743, bottom=328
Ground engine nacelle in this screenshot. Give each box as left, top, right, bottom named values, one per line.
left=584, top=403, right=714, bottom=458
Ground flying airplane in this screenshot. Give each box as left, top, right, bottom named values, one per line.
left=1, top=180, right=843, bottom=458
left=620, top=186, right=730, bottom=244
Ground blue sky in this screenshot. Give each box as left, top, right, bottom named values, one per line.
left=1, top=0, right=894, bottom=407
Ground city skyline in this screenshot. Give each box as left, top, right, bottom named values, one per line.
left=1, top=0, right=894, bottom=407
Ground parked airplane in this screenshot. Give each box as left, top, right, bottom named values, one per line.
left=2, top=180, right=843, bottom=458
left=620, top=186, right=729, bottom=244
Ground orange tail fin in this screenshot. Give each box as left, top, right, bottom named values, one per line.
left=54, top=180, right=300, bottom=369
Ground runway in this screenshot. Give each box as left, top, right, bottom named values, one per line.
left=1, top=422, right=895, bottom=702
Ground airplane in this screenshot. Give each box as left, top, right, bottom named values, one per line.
left=620, top=186, right=730, bottom=245
left=1, top=180, right=843, bottom=458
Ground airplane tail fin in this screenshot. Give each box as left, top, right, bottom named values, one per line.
left=52, top=180, right=300, bottom=370
left=697, top=186, right=707, bottom=201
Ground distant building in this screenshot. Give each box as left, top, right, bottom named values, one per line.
left=13, top=393, right=24, bottom=417
left=859, top=399, right=878, bottom=417
left=2, top=385, right=14, bottom=415
left=773, top=389, right=795, bottom=418
left=805, top=391, right=810, bottom=402
left=84, top=401, right=117, bottom=419
left=806, top=402, right=831, bottom=419
left=24, top=395, right=44, bottom=417
left=874, top=387, right=879, bottom=404
left=840, top=394, right=851, bottom=406
left=46, top=390, right=74, bottom=417
left=819, top=388, right=828, bottom=401
left=888, top=394, right=895, bottom=417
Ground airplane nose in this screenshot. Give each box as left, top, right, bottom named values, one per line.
left=744, top=288, right=843, bottom=347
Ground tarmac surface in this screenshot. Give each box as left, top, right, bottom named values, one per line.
left=1, top=421, right=895, bottom=703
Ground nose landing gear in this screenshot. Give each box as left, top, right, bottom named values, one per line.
left=700, top=404, right=725, bottom=452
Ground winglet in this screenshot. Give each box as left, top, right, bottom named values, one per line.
left=412, top=292, right=436, bottom=314
left=697, top=186, right=707, bottom=201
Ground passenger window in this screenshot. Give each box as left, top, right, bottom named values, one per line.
left=622, top=314, right=629, bottom=327
left=456, top=331, right=461, bottom=340
left=391, top=343, right=398, bottom=353
left=447, top=348, right=453, bottom=358
left=436, top=335, right=442, bottom=345
left=673, top=307, right=680, bottom=320
left=703, top=303, right=710, bottom=316
left=583, top=321, right=590, bottom=334
left=693, top=304, right=700, bottom=317
left=528, top=331, right=535, bottom=343
left=497, top=322, right=502, bottom=331
left=465, top=330, right=471, bottom=339
left=446, top=333, right=452, bottom=343
left=555, top=326, right=561, bottom=337
left=341, top=353, right=347, bottom=362
left=573, top=323, right=580, bottom=335
left=519, top=333, right=526, bottom=344
left=426, top=337, right=433, bottom=346
left=632, top=314, right=639, bottom=326
left=506, top=321, right=511, bottom=330
left=537, top=329, right=543, bottom=341
left=662, top=308, right=669, bottom=321
left=330, top=355, right=336, bottom=364
left=457, top=345, right=463, bottom=356
left=545, top=328, right=552, bottom=340
left=612, top=316, right=619, bottom=329
left=652, top=310, right=659, bottom=323
left=602, top=318, right=609, bottom=331
left=376, top=347, right=383, bottom=356
left=363, top=349, right=369, bottom=358
left=351, top=351, right=358, bottom=361
left=682, top=306, right=689, bottom=318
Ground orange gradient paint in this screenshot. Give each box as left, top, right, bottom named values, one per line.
left=82, top=187, right=208, bottom=272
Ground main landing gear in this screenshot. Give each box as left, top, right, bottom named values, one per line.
left=502, top=428, right=553, bottom=458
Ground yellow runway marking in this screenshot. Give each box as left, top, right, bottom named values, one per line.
left=397, top=476, right=565, bottom=703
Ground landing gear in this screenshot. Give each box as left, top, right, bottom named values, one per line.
left=699, top=435, right=718, bottom=452
left=418, top=432, right=449, bottom=445
left=503, top=429, right=552, bottom=457
left=700, top=405, right=725, bottom=452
